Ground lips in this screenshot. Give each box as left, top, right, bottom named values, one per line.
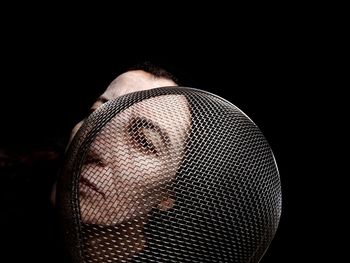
left=80, top=176, right=105, bottom=197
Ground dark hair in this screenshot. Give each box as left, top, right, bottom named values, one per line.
left=127, top=61, right=179, bottom=85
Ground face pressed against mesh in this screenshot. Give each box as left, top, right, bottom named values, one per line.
left=79, top=95, right=191, bottom=226
left=51, top=70, right=178, bottom=207
left=58, top=87, right=282, bottom=263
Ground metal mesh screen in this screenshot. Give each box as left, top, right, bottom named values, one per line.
left=57, top=87, right=282, bottom=263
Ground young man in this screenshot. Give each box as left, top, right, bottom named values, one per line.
left=52, top=62, right=182, bottom=205
left=56, top=62, right=191, bottom=262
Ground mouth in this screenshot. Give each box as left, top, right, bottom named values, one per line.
left=80, top=176, right=105, bottom=198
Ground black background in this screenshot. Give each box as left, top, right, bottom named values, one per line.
left=0, top=8, right=342, bottom=263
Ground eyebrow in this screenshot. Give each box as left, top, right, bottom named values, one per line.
left=84, top=147, right=104, bottom=165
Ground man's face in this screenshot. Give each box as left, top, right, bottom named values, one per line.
left=51, top=70, right=178, bottom=207
left=79, top=95, right=191, bottom=225
left=66, top=69, right=190, bottom=225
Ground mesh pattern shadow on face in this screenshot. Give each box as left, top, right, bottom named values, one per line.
left=57, top=87, right=282, bottom=263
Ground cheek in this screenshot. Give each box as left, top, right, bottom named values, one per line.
left=114, top=151, right=170, bottom=182
left=82, top=165, right=115, bottom=191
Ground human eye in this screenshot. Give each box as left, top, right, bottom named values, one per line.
left=84, top=150, right=105, bottom=167
left=127, top=117, right=168, bottom=156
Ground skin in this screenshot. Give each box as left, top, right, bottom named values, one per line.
left=55, top=70, right=191, bottom=262
left=51, top=70, right=182, bottom=205
left=69, top=70, right=179, bottom=145
left=79, top=94, right=191, bottom=225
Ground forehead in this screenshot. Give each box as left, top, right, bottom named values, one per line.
left=102, top=71, right=177, bottom=100
left=127, top=95, right=191, bottom=129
